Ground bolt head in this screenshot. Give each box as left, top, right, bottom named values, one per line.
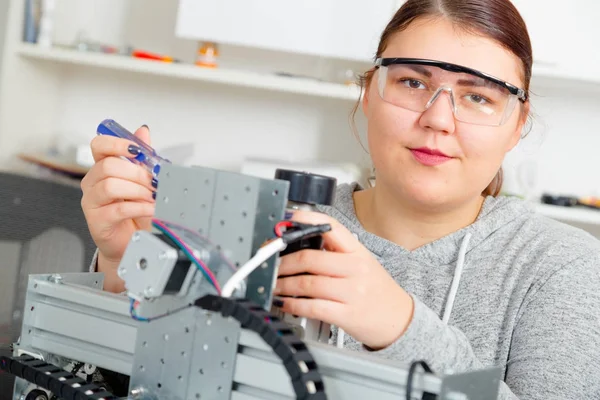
left=132, top=232, right=140, bottom=242
left=117, top=268, right=127, bottom=278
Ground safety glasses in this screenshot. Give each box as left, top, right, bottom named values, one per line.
left=375, top=58, right=528, bottom=127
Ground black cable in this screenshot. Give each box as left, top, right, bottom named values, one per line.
left=406, top=360, right=435, bottom=400
left=0, top=355, right=118, bottom=400
left=196, top=294, right=327, bottom=400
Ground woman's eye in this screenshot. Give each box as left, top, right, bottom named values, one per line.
left=466, top=94, right=490, bottom=105
left=400, top=79, right=425, bottom=89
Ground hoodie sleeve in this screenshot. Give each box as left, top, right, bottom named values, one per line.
left=365, top=255, right=600, bottom=400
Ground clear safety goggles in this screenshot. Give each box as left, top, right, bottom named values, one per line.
left=375, top=58, right=528, bottom=127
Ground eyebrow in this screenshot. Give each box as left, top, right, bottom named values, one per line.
left=456, top=78, right=506, bottom=93
left=404, top=64, right=432, bottom=77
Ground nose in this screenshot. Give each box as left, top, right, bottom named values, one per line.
left=418, top=88, right=456, bottom=135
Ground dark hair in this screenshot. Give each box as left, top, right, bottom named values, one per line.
left=352, top=0, right=533, bottom=197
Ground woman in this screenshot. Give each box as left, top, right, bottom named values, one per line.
left=81, top=0, right=600, bottom=398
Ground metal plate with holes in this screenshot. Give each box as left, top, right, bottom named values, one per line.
left=155, top=164, right=217, bottom=234
left=128, top=307, right=240, bottom=400
left=129, top=307, right=197, bottom=400
left=440, top=366, right=502, bottom=400
left=119, top=231, right=179, bottom=299
left=188, top=309, right=240, bottom=399
left=153, top=164, right=289, bottom=309
left=209, top=172, right=259, bottom=270
left=245, top=178, right=289, bottom=308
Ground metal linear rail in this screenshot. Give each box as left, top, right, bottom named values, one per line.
left=13, top=273, right=501, bottom=400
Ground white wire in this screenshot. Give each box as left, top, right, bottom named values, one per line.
left=442, top=232, right=472, bottom=324
left=336, top=327, right=345, bottom=349
left=221, top=238, right=287, bottom=298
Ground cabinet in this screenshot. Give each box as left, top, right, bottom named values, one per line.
left=511, top=0, right=600, bottom=83
left=175, top=0, right=400, bottom=63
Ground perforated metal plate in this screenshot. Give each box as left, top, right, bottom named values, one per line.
left=129, top=307, right=240, bottom=400
left=187, top=310, right=241, bottom=398
left=153, top=164, right=289, bottom=309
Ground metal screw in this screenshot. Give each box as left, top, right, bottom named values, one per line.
left=446, top=392, right=469, bottom=400
left=117, top=268, right=127, bottom=278
left=129, top=387, right=150, bottom=399
left=49, top=274, right=62, bottom=284
left=132, top=232, right=141, bottom=242
left=144, top=287, right=154, bottom=297
left=257, top=286, right=265, bottom=294
left=138, top=258, right=148, bottom=270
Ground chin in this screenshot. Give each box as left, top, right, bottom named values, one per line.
left=379, top=171, right=456, bottom=210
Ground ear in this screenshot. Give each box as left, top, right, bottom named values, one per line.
left=507, top=101, right=529, bottom=151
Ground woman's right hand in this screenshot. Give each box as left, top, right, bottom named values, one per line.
left=81, top=125, right=156, bottom=292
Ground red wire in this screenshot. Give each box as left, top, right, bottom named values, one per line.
left=275, top=221, right=293, bottom=237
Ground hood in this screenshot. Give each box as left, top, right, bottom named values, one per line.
left=319, top=183, right=535, bottom=340
left=320, top=183, right=534, bottom=265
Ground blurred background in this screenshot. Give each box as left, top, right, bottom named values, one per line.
left=0, top=0, right=599, bottom=396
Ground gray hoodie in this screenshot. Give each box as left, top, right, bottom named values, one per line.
left=319, top=183, right=600, bottom=399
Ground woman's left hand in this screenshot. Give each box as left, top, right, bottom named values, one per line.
left=274, top=210, right=415, bottom=350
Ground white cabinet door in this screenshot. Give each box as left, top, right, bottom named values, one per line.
left=175, top=0, right=399, bottom=62
left=331, top=0, right=398, bottom=62
left=510, top=0, right=569, bottom=69
left=511, top=0, right=600, bottom=82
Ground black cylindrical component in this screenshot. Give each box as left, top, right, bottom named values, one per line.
left=25, top=389, right=49, bottom=400
left=275, top=169, right=337, bottom=257
left=275, top=169, right=337, bottom=207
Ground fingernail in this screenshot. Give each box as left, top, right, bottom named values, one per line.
left=141, top=124, right=149, bottom=130
left=284, top=211, right=294, bottom=220
left=272, top=297, right=285, bottom=307
left=151, top=178, right=158, bottom=188
left=128, top=145, right=141, bottom=155
left=152, top=192, right=156, bottom=200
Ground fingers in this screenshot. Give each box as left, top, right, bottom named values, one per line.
left=82, top=156, right=153, bottom=191
left=289, top=210, right=361, bottom=253
left=278, top=250, right=350, bottom=278
left=274, top=275, right=348, bottom=302
left=277, top=297, right=346, bottom=326
left=87, top=201, right=155, bottom=227
left=87, top=178, right=155, bottom=207
left=134, top=125, right=151, bottom=145
left=90, top=134, right=144, bottom=163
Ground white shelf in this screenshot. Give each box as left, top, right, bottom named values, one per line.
left=535, top=203, right=600, bottom=227
left=16, top=43, right=362, bottom=102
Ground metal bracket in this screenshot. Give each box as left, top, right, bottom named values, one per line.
left=153, top=164, right=289, bottom=309
left=119, top=231, right=180, bottom=299
left=128, top=307, right=240, bottom=400
left=440, top=367, right=502, bottom=400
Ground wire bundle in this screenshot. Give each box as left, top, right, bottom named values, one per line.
left=129, top=218, right=332, bottom=321
left=151, top=219, right=222, bottom=294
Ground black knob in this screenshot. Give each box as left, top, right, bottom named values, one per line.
left=275, top=169, right=337, bottom=206
left=26, top=389, right=49, bottom=400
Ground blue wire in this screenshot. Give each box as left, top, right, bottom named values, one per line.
left=151, top=221, right=221, bottom=293
left=130, top=298, right=150, bottom=322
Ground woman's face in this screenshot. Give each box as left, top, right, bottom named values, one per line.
left=363, top=17, right=528, bottom=209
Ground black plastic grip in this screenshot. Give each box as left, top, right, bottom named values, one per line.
left=0, top=355, right=118, bottom=400
left=196, top=294, right=328, bottom=400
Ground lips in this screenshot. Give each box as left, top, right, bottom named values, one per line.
left=409, top=147, right=453, bottom=166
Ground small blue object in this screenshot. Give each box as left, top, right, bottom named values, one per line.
left=96, top=119, right=169, bottom=177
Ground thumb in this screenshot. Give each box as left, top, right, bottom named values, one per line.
left=134, top=125, right=151, bottom=146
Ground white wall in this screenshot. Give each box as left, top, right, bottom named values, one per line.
left=503, top=79, right=600, bottom=198
left=54, top=65, right=369, bottom=172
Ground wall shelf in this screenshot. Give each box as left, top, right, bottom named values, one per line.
left=16, top=43, right=362, bottom=102
left=535, top=203, right=600, bottom=227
